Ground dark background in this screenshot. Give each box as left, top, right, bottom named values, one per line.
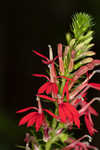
left=0, top=0, right=100, bottom=149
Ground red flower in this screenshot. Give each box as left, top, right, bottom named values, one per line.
left=16, top=106, right=58, bottom=132
left=33, top=49, right=58, bottom=65
left=59, top=102, right=80, bottom=128
left=37, top=75, right=80, bottom=127
left=38, top=94, right=80, bottom=128
left=88, top=82, right=100, bottom=90
left=84, top=101, right=98, bottom=136
left=65, top=135, right=97, bottom=150
left=33, top=74, right=72, bottom=97
left=33, top=74, right=58, bottom=96
left=84, top=112, right=98, bottom=136
left=16, top=107, right=44, bottom=132
left=76, top=94, right=99, bottom=135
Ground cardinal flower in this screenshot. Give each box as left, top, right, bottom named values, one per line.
left=33, top=49, right=58, bottom=65
left=76, top=94, right=99, bottom=135
left=33, top=46, right=58, bottom=84
left=84, top=112, right=98, bottom=136
left=38, top=78, right=80, bottom=128
left=82, top=100, right=98, bottom=136
left=64, top=135, right=98, bottom=150
left=32, top=74, right=58, bottom=96
left=16, top=107, right=45, bottom=132
left=16, top=106, right=58, bottom=132
left=33, top=74, right=72, bottom=97
left=59, top=102, right=80, bottom=128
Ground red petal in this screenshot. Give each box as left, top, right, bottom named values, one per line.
left=16, top=107, right=38, bottom=113
left=43, top=109, right=59, bottom=119
left=38, top=82, right=50, bottom=94
left=35, top=113, right=44, bottom=132
left=33, top=50, right=48, bottom=60
left=42, top=59, right=52, bottom=64
left=54, top=56, right=58, bottom=61
left=46, top=82, right=52, bottom=94
left=37, top=94, right=56, bottom=102
left=62, top=82, right=66, bottom=97
left=62, top=81, right=69, bottom=100
left=89, top=83, right=100, bottom=90
left=32, top=74, right=49, bottom=80
left=59, top=104, right=66, bottom=123
left=65, top=103, right=80, bottom=128
left=89, top=106, right=99, bottom=116
left=42, top=56, right=58, bottom=65
left=27, top=117, right=37, bottom=127
left=84, top=115, right=94, bottom=136
left=18, top=112, right=37, bottom=126
left=63, top=104, right=73, bottom=122
left=73, top=115, right=80, bottom=128
left=52, top=83, right=58, bottom=96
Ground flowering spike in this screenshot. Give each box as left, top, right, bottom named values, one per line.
left=17, top=13, right=100, bottom=150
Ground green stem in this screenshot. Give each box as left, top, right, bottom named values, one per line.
left=45, top=135, right=58, bottom=150
left=52, top=103, right=58, bottom=129
left=60, top=78, right=66, bottom=95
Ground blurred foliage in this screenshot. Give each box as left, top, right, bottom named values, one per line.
left=0, top=109, right=26, bottom=150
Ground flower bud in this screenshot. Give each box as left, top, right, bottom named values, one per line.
left=80, top=57, right=93, bottom=65
left=75, top=37, right=93, bottom=51
left=66, top=33, right=72, bottom=44
left=74, top=57, right=93, bottom=70
left=75, top=51, right=95, bottom=61
left=69, top=39, right=76, bottom=47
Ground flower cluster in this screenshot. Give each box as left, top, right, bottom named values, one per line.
left=17, top=13, right=100, bottom=150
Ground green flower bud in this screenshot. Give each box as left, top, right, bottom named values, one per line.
left=69, top=38, right=76, bottom=47
left=66, top=32, right=72, bottom=44
left=74, top=57, right=93, bottom=70
left=80, top=57, right=93, bottom=65
left=75, top=51, right=95, bottom=61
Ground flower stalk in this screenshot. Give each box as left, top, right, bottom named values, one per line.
left=17, top=12, right=100, bottom=150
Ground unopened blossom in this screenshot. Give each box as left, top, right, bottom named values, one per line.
left=58, top=43, right=64, bottom=75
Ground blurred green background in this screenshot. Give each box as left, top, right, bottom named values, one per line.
left=0, top=0, right=100, bottom=149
